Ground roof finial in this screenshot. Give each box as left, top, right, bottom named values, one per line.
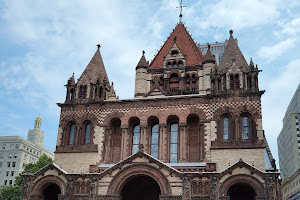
left=97, top=44, right=101, bottom=50
left=229, top=30, right=233, bottom=36
left=142, top=50, right=145, bottom=55
left=176, top=0, right=186, bottom=24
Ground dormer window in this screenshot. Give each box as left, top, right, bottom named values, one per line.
left=172, top=61, right=177, bottom=68
left=167, top=62, right=171, bottom=68
left=171, top=50, right=178, bottom=57
left=178, top=61, right=182, bottom=68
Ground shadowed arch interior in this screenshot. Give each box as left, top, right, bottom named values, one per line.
left=42, top=183, right=61, bottom=200
left=227, top=183, right=256, bottom=200
left=121, top=175, right=161, bottom=200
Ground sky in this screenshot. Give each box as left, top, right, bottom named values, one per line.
left=0, top=0, right=300, bottom=168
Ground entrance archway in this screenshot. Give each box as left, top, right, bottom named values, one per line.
left=121, top=176, right=160, bottom=200
left=42, top=183, right=61, bottom=200
left=227, top=183, right=255, bottom=200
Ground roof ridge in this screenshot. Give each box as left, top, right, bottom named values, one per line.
left=149, top=24, right=179, bottom=68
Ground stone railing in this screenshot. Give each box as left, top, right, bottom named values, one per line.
left=159, top=195, right=182, bottom=200
left=219, top=196, right=230, bottom=200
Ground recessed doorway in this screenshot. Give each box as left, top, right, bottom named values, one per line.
left=121, top=175, right=161, bottom=200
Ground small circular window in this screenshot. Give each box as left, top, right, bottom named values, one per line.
left=171, top=50, right=178, bottom=57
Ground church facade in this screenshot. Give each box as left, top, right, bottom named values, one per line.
left=22, top=24, right=281, bottom=200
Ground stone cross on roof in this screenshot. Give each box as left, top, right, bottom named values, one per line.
left=177, top=0, right=186, bottom=24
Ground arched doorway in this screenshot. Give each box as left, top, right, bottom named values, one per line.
left=121, top=176, right=161, bottom=200
left=227, top=183, right=256, bottom=200
left=42, top=183, right=61, bottom=200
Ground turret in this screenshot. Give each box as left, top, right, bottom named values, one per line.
left=65, top=73, right=75, bottom=103
left=135, top=51, right=149, bottom=98
left=202, top=44, right=216, bottom=93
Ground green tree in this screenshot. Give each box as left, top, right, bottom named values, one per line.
left=0, top=154, right=52, bottom=200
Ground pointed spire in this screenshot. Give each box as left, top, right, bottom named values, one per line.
left=218, top=30, right=248, bottom=74
left=78, top=44, right=110, bottom=84
left=66, top=73, right=75, bottom=85
left=203, top=44, right=216, bottom=64
left=136, top=50, right=149, bottom=70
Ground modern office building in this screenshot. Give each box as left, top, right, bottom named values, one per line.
left=278, top=83, right=300, bottom=200
left=198, top=39, right=238, bottom=65
left=0, top=117, right=54, bottom=186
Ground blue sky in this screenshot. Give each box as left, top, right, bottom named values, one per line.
left=0, top=0, right=300, bottom=168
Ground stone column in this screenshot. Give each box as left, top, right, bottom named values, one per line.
left=140, top=126, right=148, bottom=153
left=179, top=124, right=187, bottom=162
left=159, top=125, right=167, bottom=162
left=104, top=127, right=111, bottom=163
left=120, top=126, right=128, bottom=160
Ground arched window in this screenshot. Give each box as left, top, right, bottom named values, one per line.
left=242, top=116, right=250, bottom=140
left=69, top=123, right=76, bottom=145
left=178, top=61, right=182, bottom=68
left=167, top=62, right=171, bottom=68
left=172, top=61, right=177, bottom=68
left=151, top=124, right=159, bottom=159
left=84, top=123, right=91, bottom=145
left=223, top=117, right=230, bottom=140
left=132, top=124, right=140, bottom=154
left=170, top=123, right=178, bottom=163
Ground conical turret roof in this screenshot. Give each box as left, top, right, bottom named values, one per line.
left=136, top=51, right=149, bottom=69
left=79, top=45, right=109, bottom=84
left=149, top=24, right=204, bottom=68
left=219, top=30, right=248, bottom=74
left=203, top=44, right=216, bottom=64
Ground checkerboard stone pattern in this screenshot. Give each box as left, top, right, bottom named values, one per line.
left=60, top=100, right=261, bottom=125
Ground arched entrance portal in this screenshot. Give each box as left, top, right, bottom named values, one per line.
left=228, top=183, right=256, bottom=200
left=121, top=176, right=161, bottom=200
left=42, top=183, right=61, bottom=200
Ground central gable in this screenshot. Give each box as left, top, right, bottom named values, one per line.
left=149, top=24, right=204, bottom=68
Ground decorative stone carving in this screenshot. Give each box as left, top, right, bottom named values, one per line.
left=159, top=196, right=182, bottom=200
left=210, top=177, right=218, bottom=200
left=182, top=176, right=190, bottom=200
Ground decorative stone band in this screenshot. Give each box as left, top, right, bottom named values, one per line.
left=159, top=195, right=182, bottom=200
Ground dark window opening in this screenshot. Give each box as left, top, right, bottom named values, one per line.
left=171, top=50, right=178, bottom=57
left=79, top=85, right=87, bottom=99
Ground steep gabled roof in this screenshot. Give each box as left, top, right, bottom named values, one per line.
left=78, top=47, right=109, bottom=84
left=218, top=30, right=248, bottom=74
left=149, top=24, right=204, bottom=68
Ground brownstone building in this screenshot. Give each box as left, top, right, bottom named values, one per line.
left=22, top=24, right=281, bottom=200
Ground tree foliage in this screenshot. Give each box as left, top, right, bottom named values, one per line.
left=0, top=154, right=52, bottom=200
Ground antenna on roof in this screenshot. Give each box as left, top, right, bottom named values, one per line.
left=176, top=0, right=186, bottom=24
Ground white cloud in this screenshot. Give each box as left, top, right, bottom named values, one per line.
left=257, top=37, right=298, bottom=62
left=276, top=17, right=300, bottom=36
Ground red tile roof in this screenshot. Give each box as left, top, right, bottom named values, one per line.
left=149, top=24, right=204, bottom=68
